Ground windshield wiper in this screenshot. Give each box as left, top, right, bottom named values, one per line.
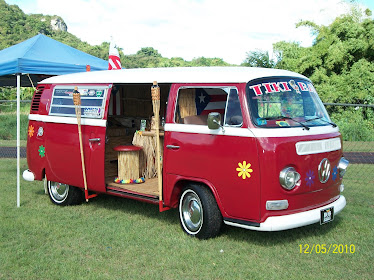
left=303, top=117, right=337, bottom=127
left=262, top=116, right=310, bottom=130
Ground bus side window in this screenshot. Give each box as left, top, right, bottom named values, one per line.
left=175, top=87, right=229, bottom=125
left=224, top=88, right=243, bottom=127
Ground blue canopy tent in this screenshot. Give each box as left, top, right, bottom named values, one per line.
left=0, top=34, right=107, bottom=207
left=0, top=33, right=107, bottom=86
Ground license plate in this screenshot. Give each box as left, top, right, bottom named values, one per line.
left=320, top=207, right=334, bottom=225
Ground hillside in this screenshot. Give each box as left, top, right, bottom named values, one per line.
left=0, top=0, right=230, bottom=68
left=0, top=0, right=111, bottom=59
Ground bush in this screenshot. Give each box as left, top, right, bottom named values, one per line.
left=332, top=109, right=374, bottom=141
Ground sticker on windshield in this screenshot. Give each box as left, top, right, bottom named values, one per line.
left=257, top=118, right=267, bottom=125
left=249, top=80, right=316, bottom=96
left=276, top=120, right=290, bottom=127
left=289, top=80, right=301, bottom=94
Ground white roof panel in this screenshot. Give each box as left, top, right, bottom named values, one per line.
left=40, top=66, right=309, bottom=85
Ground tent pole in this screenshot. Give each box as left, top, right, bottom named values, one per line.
left=17, top=74, right=21, bottom=208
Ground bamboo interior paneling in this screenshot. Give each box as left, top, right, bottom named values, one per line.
left=178, top=88, right=197, bottom=119
left=132, top=132, right=164, bottom=179
left=120, top=84, right=170, bottom=119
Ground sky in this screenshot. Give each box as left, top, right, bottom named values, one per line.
left=4, top=0, right=374, bottom=65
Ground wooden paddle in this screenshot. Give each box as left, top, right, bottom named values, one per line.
left=73, top=87, right=89, bottom=202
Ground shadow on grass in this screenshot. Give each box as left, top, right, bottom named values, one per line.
left=31, top=188, right=345, bottom=245
left=83, top=192, right=179, bottom=226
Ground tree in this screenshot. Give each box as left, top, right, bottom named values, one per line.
left=190, top=57, right=229, bottom=67
left=136, top=47, right=162, bottom=57
left=242, top=50, right=276, bottom=68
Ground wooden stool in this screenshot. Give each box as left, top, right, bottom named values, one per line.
left=113, top=145, right=142, bottom=180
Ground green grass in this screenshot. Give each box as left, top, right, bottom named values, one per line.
left=1, top=159, right=373, bottom=279
left=0, top=140, right=27, bottom=147
left=0, top=111, right=29, bottom=140
left=343, top=141, right=374, bottom=152
left=0, top=103, right=30, bottom=141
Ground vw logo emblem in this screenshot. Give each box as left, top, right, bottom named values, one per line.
left=318, top=158, right=331, bottom=183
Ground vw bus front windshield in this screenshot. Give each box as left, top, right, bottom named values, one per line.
left=247, top=77, right=333, bottom=128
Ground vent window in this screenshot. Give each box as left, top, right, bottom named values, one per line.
left=31, top=86, right=44, bottom=112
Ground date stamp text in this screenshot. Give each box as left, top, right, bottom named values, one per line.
left=299, top=244, right=355, bottom=254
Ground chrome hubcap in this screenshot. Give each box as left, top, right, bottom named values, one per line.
left=181, top=191, right=202, bottom=232
left=49, top=181, right=69, bottom=201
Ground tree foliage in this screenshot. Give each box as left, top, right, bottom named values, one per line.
left=274, top=7, right=374, bottom=104
left=242, top=50, right=276, bottom=68
left=246, top=6, right=374, bottom=140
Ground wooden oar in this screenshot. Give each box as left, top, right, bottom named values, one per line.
left=73, top=87, right=89, bottom=202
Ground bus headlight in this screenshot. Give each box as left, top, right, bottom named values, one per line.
left=338, top=157, right=349, bottom=178
left=279, top=167, right=300, bottom=190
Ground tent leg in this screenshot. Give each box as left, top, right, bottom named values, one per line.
left=17, top=74, right=20, bottom=208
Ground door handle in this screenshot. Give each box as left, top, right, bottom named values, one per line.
left=166, top=144, right=180, bottom=150
left=89, top=138, right=101, bottom=142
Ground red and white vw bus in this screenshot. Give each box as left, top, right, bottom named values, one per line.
left=23, top=67, right=349, bottom=239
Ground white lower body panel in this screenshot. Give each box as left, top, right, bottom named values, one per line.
left=224, top=195, right=346, bottom=231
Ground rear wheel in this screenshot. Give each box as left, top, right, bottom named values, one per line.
left=179, top=184, right=222, bottom=239
left=48, top=181, right=83, bottom=206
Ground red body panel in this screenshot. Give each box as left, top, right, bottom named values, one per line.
left=43, top=122, right=106, bottom=192
left=257, top=132, right=342, bottom=222
left=27, top=84, right=109, bottom=192
left=163, top=131, right=261, bottom=220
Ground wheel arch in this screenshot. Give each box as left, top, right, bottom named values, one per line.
left=168, top=177, right=226, bottom=216
left=32, top=166, right=46, bottom=181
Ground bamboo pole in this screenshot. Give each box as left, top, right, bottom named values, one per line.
left=73, top=87, right=89, bottom=202
left=151, top=81, right=163, bottom=201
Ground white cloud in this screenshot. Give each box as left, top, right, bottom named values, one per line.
left=9, top=0, right=361, bottom=64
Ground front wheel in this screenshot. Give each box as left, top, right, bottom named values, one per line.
left=47, top=181, right=83, bottom=206
left=179, top=184, right=222, bottom=239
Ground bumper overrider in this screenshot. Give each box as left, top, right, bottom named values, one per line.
left=22, top=169, right=35, bottom=181
left=224, top=195, right=346, bottom=231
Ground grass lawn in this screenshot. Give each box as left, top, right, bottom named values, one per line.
left=0, top=111, right=29, bottom=141
left=0, top=140, right=27, bottom=147
left=343, top=141, right=374, bottom=152
left=0, top=159, right=373, bottom=279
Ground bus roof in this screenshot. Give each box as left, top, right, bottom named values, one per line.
left=40, top=66, right=308, bottom=85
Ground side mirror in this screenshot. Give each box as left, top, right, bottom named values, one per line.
left=207, top=112, right=222, bottom=130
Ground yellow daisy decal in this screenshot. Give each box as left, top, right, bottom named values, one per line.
left=28, top=125, right=34, bottom=138
left=236, top=161, right=253, bottom=179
